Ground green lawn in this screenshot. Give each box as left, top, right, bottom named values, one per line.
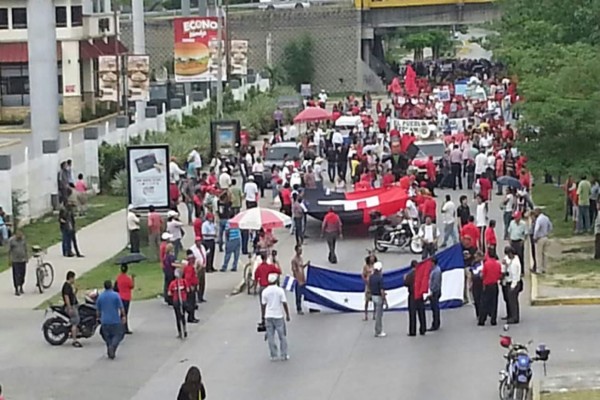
left=0, top=195, right=126, bottom=273
left=40, top=245, right=164, bottom=309
left=543, top=390, right=600, bottom=400
left=550, top=257, right=600, bottom=275
left=532, top=183, right=573, bottom=238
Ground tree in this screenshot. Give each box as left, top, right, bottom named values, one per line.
left=490, top=0, right=600, bottom=175
left=280, top=35, right=315, bottom=90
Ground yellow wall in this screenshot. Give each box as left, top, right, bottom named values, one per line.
left=356, top=0, right=493, bottom=9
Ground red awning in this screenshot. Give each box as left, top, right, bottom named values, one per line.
left=79, top=38, right=128, bottom=59
left=0, top=42, right=62, bottom=63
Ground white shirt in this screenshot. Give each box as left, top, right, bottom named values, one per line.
left=167, top=219, right=183, bottom=240
left=479, top=135, right=492, bottom=149
left=405, top=199, right=419, bottom=219
left=219, top=172, right=231, bottom=189
left=190, top=243, right=207, bottom=267
left=332, top=131, right=344, bottom=146
left=486, top=154, right=496, bottom=169
left=127, top=211, right=140, bottom=230
left=504, top=193, right=515, bottom=213
left=210, top=157, right=222, bottom=171
left=290, top=172, right=302, bottom=188
left=188, top=150, right=202, bottom=169
left=418, top=224, right=440, bottom=243
left=475, top=203, right=487, bottom=227
left=261, top=285, right=287, bottom=319
left=504, top=256, right=522, bottom=288
left=318, top=92, right=328, bottom=103
left=252, top=162, right=265, bottom=173
left=441, top=200, right=456, bottom=225
left=314, top=164, right=323, bottom=181
left=244, top=181, right=259, bottom=202
left=474, top=153, right=488, bottom=175
left=287, top=125, right=299, bottom=140
left=245, top=153, right=253, bottom=167
left=169, top=161, right=185, bottom=182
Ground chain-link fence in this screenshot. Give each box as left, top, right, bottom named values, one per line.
left=120, top=6, right=362, bottom=93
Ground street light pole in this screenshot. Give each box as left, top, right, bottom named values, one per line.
left=216, top=0, right=224, bottom=119
left=112, top=0, right=121, bottom=114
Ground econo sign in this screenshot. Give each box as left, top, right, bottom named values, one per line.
left=183, top=19, right=219, bottom=33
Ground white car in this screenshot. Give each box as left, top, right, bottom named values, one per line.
left=259, top=0, right=310, bottom=9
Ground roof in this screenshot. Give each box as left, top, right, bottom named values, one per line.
left=0, top=42, right=62, bottom=63
left=79, top=38, right=128, bottom=60
left=271, top=141, right=300, bottom=148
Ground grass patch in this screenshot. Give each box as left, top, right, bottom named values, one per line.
left=532, top=183, right=573, bottom=238
left=542, top=390, right=600, bottom=400
left=540, top=258, right=600, bottom=289
left=41, top=245, right=163, bottom=308
left=0, top=195, right=126, bottom=273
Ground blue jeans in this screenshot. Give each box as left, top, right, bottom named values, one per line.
left=173, top=239, right=182, bottom=259
left=372, top=295, right=384, bottom=335
left=221, top=239, right=241, bottom=271
left=265, top=317, right=288, bottom=359
left=442, top=223, right=457, bottom=246
left=61, top=227, right=72, bottom=256
left=100, top=323, right=124, bottom=351
left=185, top=202, right=194, bottom=225
left=218, top=219, right=228, bottom=250
left=578, top=205, right=591, bottom=232
left=295, top=284, right=305, bottom=312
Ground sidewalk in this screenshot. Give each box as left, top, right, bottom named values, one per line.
left=0, top=209, right=127, bottom=310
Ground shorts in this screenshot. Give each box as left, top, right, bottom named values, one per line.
left=69, top=306, right=80, bottom=325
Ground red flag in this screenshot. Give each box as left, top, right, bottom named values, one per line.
left=404, top=64, right=418, bottom=97
left=414, top=258, right=432, bottom=300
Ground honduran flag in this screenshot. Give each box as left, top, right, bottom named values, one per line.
left=282, top=275, right=297, bottom=292
left=302, top=244, right=466, bottom=312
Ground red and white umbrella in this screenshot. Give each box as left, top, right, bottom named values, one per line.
left=229, top=207, right=292, bottom=230
left=293, top=107, right=332, bottom=123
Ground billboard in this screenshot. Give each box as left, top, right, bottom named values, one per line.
left=230, top=40, right=248, bottom=76
left=98, top=55, right=119, bottom=102
left=127, top=55, right=150, bottom=102
left=174, top=17, right=226, bottom=82
left=127, top=145, right=170, bottom=209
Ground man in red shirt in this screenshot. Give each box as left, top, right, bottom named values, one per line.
left=115, top=264, right=135, bottom=334
left=479, top=254, right=502, bottom=326
left=322, top=207, right=343, bottom=263
left=159, top=232, right=172, bottom=264
left=254, top=253, right=282, bottom=299
left=167, top=268, right=190, bottom=339
left=422, top=195, right=437, bottom=223
left=478, top=174, right=492, bottom=202
left=425, top=156, right=437, bottom=196
left=485, top=220, right=497, bottom=255
left=183, top=250, right=200, bottom=324
left=280, top=183, right=292, bottom=216
left=461, top=216, right=480, bottom=249
left=147, top=205, right=163, bottom=262
left=519, top=169, right=531, bottom=191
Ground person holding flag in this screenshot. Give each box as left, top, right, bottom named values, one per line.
left=290, top=245, right=309, bottom=315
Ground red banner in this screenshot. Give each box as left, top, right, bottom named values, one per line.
left=173, top=17, right=225, bottom=82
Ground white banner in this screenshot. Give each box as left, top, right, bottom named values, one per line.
left=127, top=55, right=150, bottom=102
left=393, top=119, right=435, bottom=139
left=127, top=145, right=170, bottom=209
left=98, top=55, right=119, bottom=102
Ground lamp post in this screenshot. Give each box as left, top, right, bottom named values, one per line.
left=216, top=0, right=224, bottom=119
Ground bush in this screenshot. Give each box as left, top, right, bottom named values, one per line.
left=280, top=35, right=315, bottom=90
left=98, top=142, right=127, bottom=193
left=110, top=169, right=129, bottom=197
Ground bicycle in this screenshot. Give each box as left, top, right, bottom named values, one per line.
left=32, top=245, right=54, bottom=293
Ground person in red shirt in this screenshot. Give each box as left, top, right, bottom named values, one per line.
left=422, top=195, right=437, bottom=223
left=377, top=113, right=387, bottom=134
left=321, top=207, right=343, bottom=263
left=389, top=128, right=400, bottom=141
left=254, top=253, right=282, bottom=297
left=159, top=232, right=172, bottom=264
left=147, top=205, right=163, bottom=262
left=484, top=220, right=497, bottom=255
left=519, top=169, right=531, bottom=191
left=382, top=170, right=395, bottom=187
left=461, top=216, right=480, bottom=249
left=478, top=174, right=492, bottom=202
left=168, top=268, right=190, bottom=339
left=115, top=264, right=135, bottom=334
left=169, top=181, right=180, bottom=210
left=399, top=174, right=413, bottom=191
left=424, top=156, right=437, bottom=196
left=193, top=216, right=203, bottom=243
left=207, top=170, right=218, bottom=186
left=280, top=183, right=292, bottom=215
left=479, top=252, right=502, bottom=326
left=182, top=250, right=200, bottom=324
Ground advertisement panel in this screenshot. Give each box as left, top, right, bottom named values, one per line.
left=127, top=55, right=150, bottom=101
left=98, top=55, right=119, bottom=102
left=173, top=17, right=226, bottom=82
left=210, top=120, right=241, bottom=158
left=127, top=145, right=170, bottom=209
left=230, top=40, right=248, bottom=76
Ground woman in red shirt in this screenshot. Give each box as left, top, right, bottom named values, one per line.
left=115, top=264, right=135, bottom=334
left=168, top=268, right=190, bottom=339
left=280, top=183, right=292, bottom=216
left=183, top=250, right=200, bottom=324
left=484, top=220, right=497, bottom=256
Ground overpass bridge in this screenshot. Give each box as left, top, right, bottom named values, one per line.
left=120, top=0, right=499, bottom=95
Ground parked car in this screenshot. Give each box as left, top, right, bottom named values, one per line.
left=411, top=139, right=446, bottom=178
left=262, top=141, right=301, bottom=187
left=259, top=0, right=310, bottom=9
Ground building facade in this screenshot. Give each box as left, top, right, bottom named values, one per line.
left=0, top=0, right=126, bottom=123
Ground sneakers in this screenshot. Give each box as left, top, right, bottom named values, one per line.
left=375, top=332, right=387, bottom=338
left=270, top=356, right=278, bottom=362
left=281, top=355, right=290, bottom=361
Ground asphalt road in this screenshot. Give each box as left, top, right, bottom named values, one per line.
left=2, top=188, right=599, bottom=400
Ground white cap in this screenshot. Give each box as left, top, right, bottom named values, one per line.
left=128, top=204, right=135, bottom=211
left=167, top=210, right=178, bottom=218
left=248, top=175, right=254, bottom=180
left=222, top=167, right=228, bottom=172
left=268, top=273, right=279, bottom=284
left=161, top=232, right=173, bottom=241
left=373, top=261, right=383, bottom=271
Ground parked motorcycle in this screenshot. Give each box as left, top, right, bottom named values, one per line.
left=368, top=211, right=422, bottom=254
left=498, top=327, right=550, bottom=400
left=42, top=289, right=100, bottom=346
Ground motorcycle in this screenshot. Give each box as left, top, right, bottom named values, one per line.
left=42, top=289, right=100, bottom=346
left=498, top=327, right=550, bottom=400
left=368, top=211, right=422, bottom=254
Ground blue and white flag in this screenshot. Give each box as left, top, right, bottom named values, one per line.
left=282, top=275, right=297, bottom=292
left=303, top=244, right=466, bottom=312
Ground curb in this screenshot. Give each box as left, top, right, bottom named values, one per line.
left=530, top=272, right=600, bottom=306
left=532, top=379, right=540, bottom=400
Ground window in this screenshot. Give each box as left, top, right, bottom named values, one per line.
left=12, top=8, right=27, bottom=29
left=0, top=8, right=8, bottom=30
left=71, top=6, right=83, bottom=27
left=0, top=64, right=30, bottom=107
left=55, top=6, right=67, bottom=27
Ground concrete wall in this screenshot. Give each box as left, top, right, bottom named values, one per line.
left=120, top=6, right=363, bottom=93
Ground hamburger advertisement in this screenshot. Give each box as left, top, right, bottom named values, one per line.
left=174, top=17, right=225, bottom=82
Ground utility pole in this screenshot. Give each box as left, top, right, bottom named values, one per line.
left=112, top=0, right=121, bottom=114
left=182, top=0, right=191, bottom=101
left=216, top=0, right=224, bottom=119
left=132, top=0, right=146, bottom=123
